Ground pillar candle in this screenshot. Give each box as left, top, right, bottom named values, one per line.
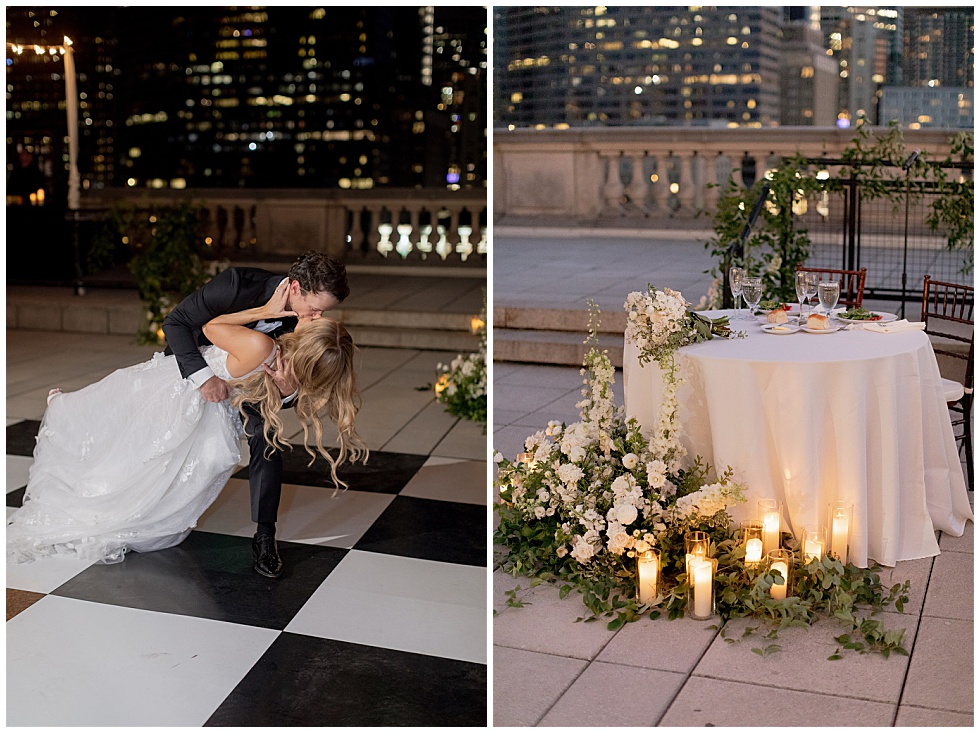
left=691, top=558, right=713, bottom=617
left=770, top=561, right=788, bottom=600
left=745, top=538, right=763, bottom=566
left=804, top=539, right=823, bottom=563
left=637, top=553, right=659, bottom=604
left=762, top=512, right=780, bottom=554
left=832, top=514, right=849, bottom=561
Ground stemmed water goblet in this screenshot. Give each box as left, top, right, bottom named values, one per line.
left=729, top=266, right=746, bottom=320
left=741, top=277, right=764, bottom=318
left=794, top=270, right=809, bottom=326
left=802, top=272, right=818, bottom=321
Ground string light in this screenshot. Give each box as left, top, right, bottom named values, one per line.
left=6, top=37, right=71, bottom=55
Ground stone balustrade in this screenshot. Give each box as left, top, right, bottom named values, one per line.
left=492, top=126, right=963, bottom=223
left=80, top=188, right=488, bottom=265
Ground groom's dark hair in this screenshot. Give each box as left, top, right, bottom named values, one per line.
left=288, top=250, right=349, bottom=302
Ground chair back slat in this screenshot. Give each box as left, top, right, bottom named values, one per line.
left=921, top=274, right=974, bottom=388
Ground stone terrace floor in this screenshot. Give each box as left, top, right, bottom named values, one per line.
left=491, top=227, right=974, bottom=727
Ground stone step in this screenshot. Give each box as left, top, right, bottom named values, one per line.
left=493, top=327, right=624, bottom=368
left=6, top=287, right=481, bottom=353
left=493, top=305, right=626, bottom=334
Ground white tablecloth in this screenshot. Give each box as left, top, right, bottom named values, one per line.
left=623, top=312, right=974, bottom=567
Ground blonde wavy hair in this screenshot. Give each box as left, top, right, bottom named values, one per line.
left=229, top=318, right=368, bottom=491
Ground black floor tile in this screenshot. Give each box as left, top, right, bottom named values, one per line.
left=6, top=487, right=26, bottom=508
left=51, top=531, right=347, bottom=630
left=354, top=495, right=486, bottom=566
left=6, top=419, right=40, bottom=457
left=233, top=448, right=428, bottom=495
left=205, top=632, right=487, bottom=727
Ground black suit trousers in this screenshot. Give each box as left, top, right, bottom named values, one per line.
left=241, top=403, right=286, bottom=524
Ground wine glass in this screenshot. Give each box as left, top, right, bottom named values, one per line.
left=741, top=277, right=764, bottom=317
left=729, top=266, right=745, bottom=320
left=802, top=272, right=818, bottom=317
left=794, top=271, right=809, bottom=325
left=817, top=280, right=840, bottom=316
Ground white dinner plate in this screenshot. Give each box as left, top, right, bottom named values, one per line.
left=801, top=324, right=842, bottom=334
left=834, top=311, right=899, bottom=323
left=761, top=324, right=800, bottom=335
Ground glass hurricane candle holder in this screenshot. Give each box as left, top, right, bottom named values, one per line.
left=740, top=520, right=764, bottom=566
left=686, top=556, right=717, bottom=620
left=800, top=525, right=826, bottom=564
left=828, top=501, right=853, bottom=564
left=766, top=549, right=793, bottom=600
left=635, top=549, right=661, bottom=605
left=758, top=499, right=782, bottom=554
left=684, top=531, right=710, bottom=577
left=516, top=452, right=535, bottom=466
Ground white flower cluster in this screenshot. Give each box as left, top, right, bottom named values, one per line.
left=496, top=342, right=744, bottom=569
left=671, top=481, right=744, bottom=522
left=624, top=287, right=692, bottom=366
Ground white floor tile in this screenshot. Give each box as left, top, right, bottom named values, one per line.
left=196, top=478, right=394, bottom=548
left=6, top=552, right=97, bottom=594
left=7, top=595, right=280, bottom=726
left=399, top=457, right=488, bottom=505
left=432, top=419, right=487, bottom=461
left=285, top=549, right=487, bottom=664
left=7, top=454, right=33, bottom=491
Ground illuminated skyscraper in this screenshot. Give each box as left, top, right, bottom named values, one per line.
left=494, top=6, right=785, bottom=128
left=817, top=6, right=902, bottom=126
left=6, top=6, right=486, bottom=192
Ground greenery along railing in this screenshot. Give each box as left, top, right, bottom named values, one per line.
left=702, top=122, right=973, bottom=310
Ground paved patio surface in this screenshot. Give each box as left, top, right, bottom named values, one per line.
left=491, top=227, right=974, bottom=727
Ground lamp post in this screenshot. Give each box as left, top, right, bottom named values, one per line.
left=8, top=37, right=84, bottom=293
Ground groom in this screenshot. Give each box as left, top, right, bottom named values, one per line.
left=163, top=250, right=349, bottom=578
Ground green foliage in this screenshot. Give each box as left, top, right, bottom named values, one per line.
left=704, top=155, right=824, bottom=305
left=90, top=200, right=212, bottom=344
left=836, top=118, right=973, bottom=273
left=496, top=510, right=912, bottom=658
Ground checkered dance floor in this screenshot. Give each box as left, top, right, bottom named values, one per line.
left=7, top=418, right=487, bottom=726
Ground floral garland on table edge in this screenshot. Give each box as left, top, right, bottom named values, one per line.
left=493, top=290, right=911, bottom=659
left=425, top=297, right=487, bottom=432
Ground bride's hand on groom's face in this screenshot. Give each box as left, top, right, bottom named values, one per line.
left=262, top=280, right=298, bottom=321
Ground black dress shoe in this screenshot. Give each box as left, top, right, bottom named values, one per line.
left=252, top=532, right=283, bottom=578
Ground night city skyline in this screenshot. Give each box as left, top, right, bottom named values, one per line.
left=6, top=6, right=488, bottom=200
left=493, top=5, right=973, bottom=130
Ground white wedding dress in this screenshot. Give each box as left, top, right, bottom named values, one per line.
left=7, top=344, right=275, bottom=564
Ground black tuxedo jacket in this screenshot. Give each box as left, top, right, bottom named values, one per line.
left=163, top=267, right=298, bottom=381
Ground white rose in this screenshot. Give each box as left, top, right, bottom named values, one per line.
left=622, top=453, right=638, bottom=470
left=493, top=452, right=503, bottom=463
left=534, top=506, right=546, bottom=519
left=635, top=539, right=650, bottom=553
left=615, top=503, right=638, bottom=525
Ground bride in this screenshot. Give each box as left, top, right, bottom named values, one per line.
left=7, top=281, right=368, bottom=565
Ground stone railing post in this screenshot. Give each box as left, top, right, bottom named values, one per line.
left=702, top=152, right=721, bottom=213
left=626, top=152, right=648, bottom=215
left=675, top=151, right=696, bottom=216
left=602, top=153, right=625, bottom=212
left=649, top=154, right=669, bottom=215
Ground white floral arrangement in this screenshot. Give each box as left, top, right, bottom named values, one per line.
left=495, top=311, right=745, bottom=574
left=430, top=301, right=487, bottom=429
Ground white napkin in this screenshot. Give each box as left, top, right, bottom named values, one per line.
left=861, top=319, right=926, bottom=334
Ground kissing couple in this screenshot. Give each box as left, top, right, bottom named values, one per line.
left=7, top=250, right=368, bottom=579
